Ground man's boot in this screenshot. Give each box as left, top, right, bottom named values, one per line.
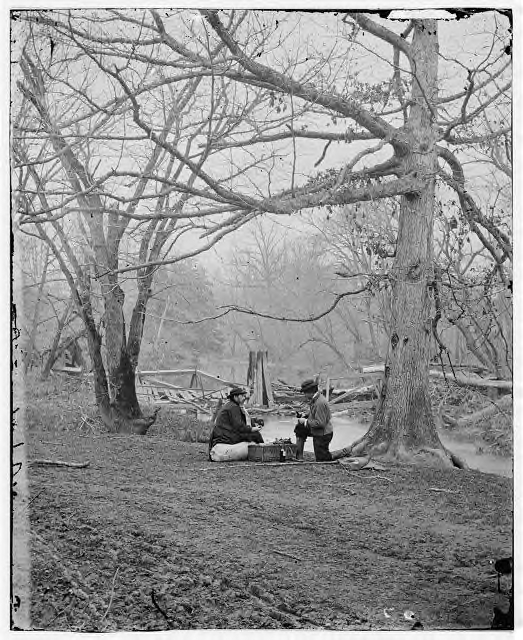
left=295, top=437, right=306, bottom=461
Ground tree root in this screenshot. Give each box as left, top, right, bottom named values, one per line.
left=447, top=451, right=469, bottom=470
left=333, top=436, right=468, bottom=471
left=102, top=406, right=161, bottom=435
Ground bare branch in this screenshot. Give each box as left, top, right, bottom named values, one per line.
left=445, top=126, right=511, bottom=146
left=201, top=10, right=406, bottom=151
left=163, top=285, right=369, bottom=326
left=314, top=140, right=332, bottom=168
left=437, top=60, right=510, bottom=105
left=207, top=127, right=376, bottom=150
left=344, top=12, right=412, bottom=58
left=437, top=146, right=512, bottom=262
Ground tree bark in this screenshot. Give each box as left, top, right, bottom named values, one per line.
left=246, top=350, right=256, bottom=388
left=262, top=350, right=274, bottom=406
left=76, top=289, right=111, bottom=415
left=106, top=299, right=155, bottom=432
left=248, top=350, right=274, bottom=407
left=345, top=21, right=464, bottom=469
left=74, top=287, right=151, bottom=433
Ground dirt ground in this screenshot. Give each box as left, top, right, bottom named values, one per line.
left=26, top=427, right=512, bottom=632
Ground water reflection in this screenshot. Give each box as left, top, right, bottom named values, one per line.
left=260, top=415, right=512, bottom=478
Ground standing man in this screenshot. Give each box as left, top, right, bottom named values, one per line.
left=208, top=387, right=264, bottom=461
left=294, top=378, right=333, bottom=461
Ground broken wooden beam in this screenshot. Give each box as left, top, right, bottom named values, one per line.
left=138, top=369, right=240, bottom=387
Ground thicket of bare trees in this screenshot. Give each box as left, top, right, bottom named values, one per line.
left=13, top=10, right=511, bottom=465
left=219, top=217, right=387, bottom=377
left=13, top=11, right=272, bottom=432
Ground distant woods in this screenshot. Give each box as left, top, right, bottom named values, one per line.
left=12, top=10, right=511, bottom=448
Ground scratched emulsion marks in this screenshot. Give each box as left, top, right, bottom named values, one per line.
left=12, top=234, right=32, bottom=630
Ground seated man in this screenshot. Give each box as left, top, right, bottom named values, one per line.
left=294, top=378, right=333, bottom=461
left=208, top=387, right=264, bottom=462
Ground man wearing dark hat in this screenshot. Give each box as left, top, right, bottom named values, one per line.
left=294, top=378, right=333, bottom=461
left=208, top=387, right=264, bottom=461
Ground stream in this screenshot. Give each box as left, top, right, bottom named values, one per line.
left=259, top=415, right=512, bottom=478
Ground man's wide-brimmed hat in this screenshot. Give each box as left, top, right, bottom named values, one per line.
left=228, top=386, right=247, bottom=398
left=300, top=378, right=318, bottom=393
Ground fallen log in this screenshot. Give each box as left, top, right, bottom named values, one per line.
left=429, top=369, right=512, bottom=391
left=442, top=394, right=512, bottom=429
left=330, top=384, right=376, bottom=405
left=30, top=459, right=90, bottom=468
left=361, top=365, right=512, bottom=391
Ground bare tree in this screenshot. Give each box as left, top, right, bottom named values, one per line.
left=13, top=10, right=511, bottom=463
left=16, top=234, right=81, bottom=375
left=13, top=10, right=273, bottom=432
left=184, top=10, right=511, bottom=467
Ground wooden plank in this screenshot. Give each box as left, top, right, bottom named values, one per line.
left=247, top=351, right=256, bottom=388
left=261, top=351, right=274, bottom=406
left=196, top=369, right=242, bottom=386
left=256, top=351, right=264, bottom=405
left=138, top=369, right=240, bottom=387
left=139, top=369, right=204, bottom=375
left=140, top=376, right=186, bottom=390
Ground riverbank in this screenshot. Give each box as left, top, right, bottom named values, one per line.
left=21, top=374, right=513, bottom=631
left=259, top=415, right=512, bottom=478
left=26, top=428, right=512, bottom=631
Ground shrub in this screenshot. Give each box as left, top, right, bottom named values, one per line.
left=22, top=371, right=103, bottom=435
left=22, top=371, right=213, bottom=442
left=148, top=405, right=212, bottom=443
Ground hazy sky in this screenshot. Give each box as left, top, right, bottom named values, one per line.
left=8, top=8, right=512, bottom=279
left=187, top=9, right=512, bottom=273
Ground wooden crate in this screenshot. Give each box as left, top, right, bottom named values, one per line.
left=247, top=442, right=297, bottom=462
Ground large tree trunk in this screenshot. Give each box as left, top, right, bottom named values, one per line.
left=77, top=287, right=157, bottom=434
left=342, top=21, right=464, bottom=469
left=106, top=352, right=159, bottom=434
left=18, top=53, right=160, bottom=435
left=104, top=286, right=159, bottom=433
left=76, top=289, right=111, bottom=415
